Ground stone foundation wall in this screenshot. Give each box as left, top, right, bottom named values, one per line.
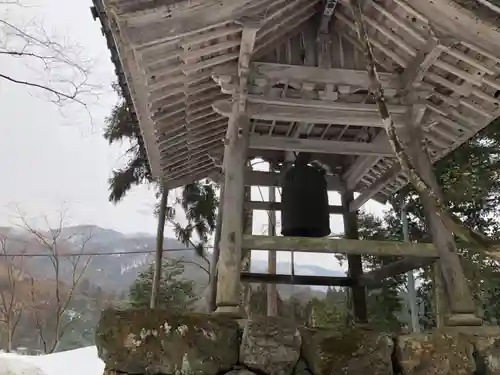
left=96, top=308, right=500, bottom=375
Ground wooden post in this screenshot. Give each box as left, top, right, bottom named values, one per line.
left=267, top=164, right=278, bottom=317
left=341, top=190, right=368, bottom=323
left=403, top=104, right=480, bottom=326
left=215, top=109, right=250, bottom=314
left=402, top=205, right=420, bottom=333
left=208, top=184, right=224, bottom=312
left=432, top=262, right=448, bottom=328
left=242, top=181, right=253, bottom=317
left=150, top=187, right=169, bottom=309
left=215, top=25, right=259, bottom=315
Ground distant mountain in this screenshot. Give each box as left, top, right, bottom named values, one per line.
left=0, top=225, right=342, bottom=300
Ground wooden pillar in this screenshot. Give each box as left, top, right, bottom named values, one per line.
left=215, top=25, right=258, bottom=315
left=242, top=181, right=253, bottom=316
left=432, top=262, right=448, bottom=328
left=341, top=191, right=368, bottom=323
left=215, top=110, right=250, bottom=314
left=403, top=104, right=480, bottom=326
left=267, top=164, right=278, bottom=317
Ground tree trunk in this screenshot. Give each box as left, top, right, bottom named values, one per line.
left=208, top=184, right=225, bottom=312
left=150, top=188, right=169, bottom=309
left=7, top=319, right=12, bottom=353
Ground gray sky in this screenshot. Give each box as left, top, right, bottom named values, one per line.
left=0, top=0, right=389, bottom=270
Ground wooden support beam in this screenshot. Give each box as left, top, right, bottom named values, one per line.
left=359, top=257, right=437, bottom=287
left=246, top=200, right=343, bottom=214
left=249, top=135, right=395, bottom=157
left=246, top=96, right=409, bottom=114
left=241, top=272, right=353, bottom=287
left=267, top=174, right=278, bottom=317
left=242, top=235, right=438, bottom=257
left=399, top=95, right=480, bottom=324
left=216, top=24, right=259, bottom=316
left=244, top=170, right=344, bottom=191
left=213, top=99, right=407, bottom=126
left=213, top=62, right=400, bottom=88
left=398, top=41, right=447, bottom=90
left=341, top=190, right=367, bottom=323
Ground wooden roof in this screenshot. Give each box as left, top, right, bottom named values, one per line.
left=93, top=0, right=500, bottom=207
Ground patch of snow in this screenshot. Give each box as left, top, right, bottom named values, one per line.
left=0, top=356, right=47, bottom=375
left=0, top=346, right=104, bottom=375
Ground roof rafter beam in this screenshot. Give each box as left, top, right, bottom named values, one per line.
left=349, top=104, right=427, bottom=211
left=342, top=100, right=427, bottom=191
left=397, top=39, right=450, bottom=91
left=249, top=135, right=395, bottom=157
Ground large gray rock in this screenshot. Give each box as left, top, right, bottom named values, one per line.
left=301, top=327, right=394, bottom=375
left=240, top=317, right=302, bottom=375
left=225, top=370, right=259, bottom=375
left=95, top=308, right=240, bottom=375
left=455, top=326, right=500, bottom=375
left=396, top=331, right=475, bottom=375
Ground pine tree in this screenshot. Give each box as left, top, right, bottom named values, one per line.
left=129, top=259, right=197, bottom=311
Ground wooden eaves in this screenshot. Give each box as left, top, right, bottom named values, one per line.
left=92, top=0, right=500, bottom=210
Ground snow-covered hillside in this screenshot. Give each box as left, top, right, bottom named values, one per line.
left=0, top=347, right=104, bottom=375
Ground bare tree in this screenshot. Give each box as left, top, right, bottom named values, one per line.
left=17, top=209, right=92, bottom=353
left=0, top=1, right=102, bottom=111
left=0, top=235, right=26, bottom=352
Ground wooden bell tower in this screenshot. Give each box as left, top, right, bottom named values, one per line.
left=93, top=0, right=500, bottom=325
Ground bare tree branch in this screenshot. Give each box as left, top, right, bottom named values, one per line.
left=0, top=235, right=25, bottom=352
left=16, top=208, right=93, bottom=353
left=0, top=6, right=104, bottom=114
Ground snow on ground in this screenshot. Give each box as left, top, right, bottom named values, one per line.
left=0, top=346, right=104, bottom=375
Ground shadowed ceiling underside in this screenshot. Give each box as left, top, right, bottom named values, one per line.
left=93, top=0, right=500, bottom=206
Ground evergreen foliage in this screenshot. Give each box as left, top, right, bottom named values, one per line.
left=103, top=84, right=219, bottom=256
left=128, top=259, right=197, bottom=311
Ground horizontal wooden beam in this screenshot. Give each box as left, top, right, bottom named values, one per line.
left=246, top=200, right=343, bottom=214
left=247, top=96, right=409, bottom=114
left=213, top=63, right=399, bottom=89
left=242, top=235, right=438, bottom=257
left=249, top=135, right=395, bottom=157
left=244, top=170, right=344, bottom=191
left=213, top=99, right=407, bottom=126
left=241, top=272, right=353, bottom=287
left=359, top=257, right=437, bottom=287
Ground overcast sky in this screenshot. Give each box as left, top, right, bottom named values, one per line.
left=0, top=0, right=389, bottom=270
